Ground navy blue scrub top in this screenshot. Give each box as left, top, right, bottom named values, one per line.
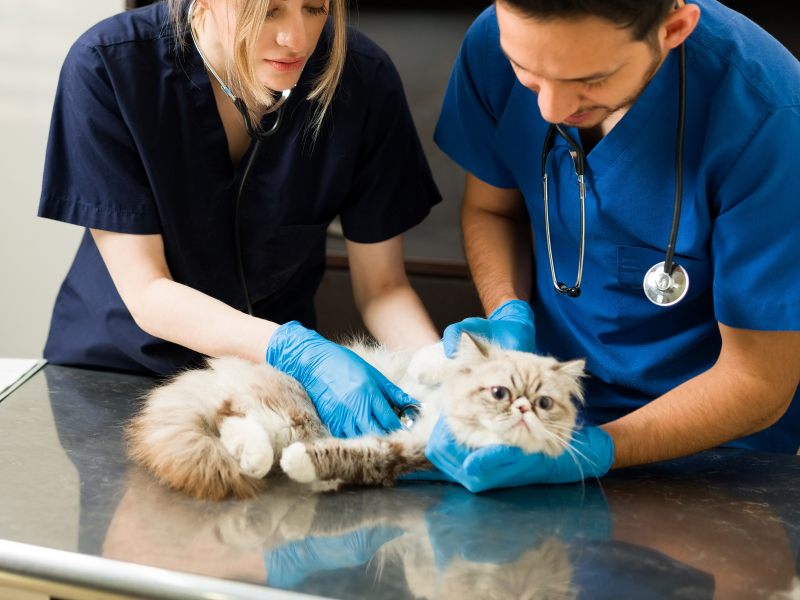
left=434, top=0, right=800, bottom=453
left=38, top=3, right=440, bottom=377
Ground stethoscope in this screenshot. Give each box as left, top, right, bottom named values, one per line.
left=188, top=0, right=293, bottom=316
left=542, top=40, right=689, bottom=307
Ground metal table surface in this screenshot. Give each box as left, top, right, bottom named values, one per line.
left=1, top=365, right=800, bottom=600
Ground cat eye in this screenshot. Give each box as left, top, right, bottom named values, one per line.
left=536, top=396, right=554, bottom=411
left=491, top=386, right=511, bottom=401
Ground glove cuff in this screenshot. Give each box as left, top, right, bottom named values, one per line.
left=265, top=321, right=315, bottom=370
left=488, top=300, right=535, bottom=325
left=580, top=426, right=615, bottom=478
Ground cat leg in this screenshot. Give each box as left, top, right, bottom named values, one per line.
left=280, top=435, right=433, bottom=487
left=219, top=415, right=275, bottom=479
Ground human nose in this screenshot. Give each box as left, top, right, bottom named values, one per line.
left=536, top=81, right=581, bottom=124
left=276, top=12, right=308, bottom=52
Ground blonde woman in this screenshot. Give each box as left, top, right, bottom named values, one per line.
left=38, top=0, right=442, bottom=438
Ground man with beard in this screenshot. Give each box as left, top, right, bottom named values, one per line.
left=425, top=0, right=800, bottom=491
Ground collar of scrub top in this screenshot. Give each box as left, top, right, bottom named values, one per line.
left=187, top=0, right=293, bottom=141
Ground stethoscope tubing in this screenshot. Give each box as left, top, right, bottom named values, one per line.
left=542, top=41, right=687, bottom=304
left=664, top=42, right=687, bottom=277
left=542, top=124, right=587, bottom=298
left=187, top=0, right=292, bottom=316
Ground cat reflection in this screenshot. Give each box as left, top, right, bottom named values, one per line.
left=380, top=531, right=575, bottom=600
left=103, top=469, right=576, bottom=599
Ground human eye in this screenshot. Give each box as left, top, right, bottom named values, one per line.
left=265, top=7, right=280, bottom=20
left=305, top=3, right=328, bottom=16
left=584, top=78, right=608, bottom=90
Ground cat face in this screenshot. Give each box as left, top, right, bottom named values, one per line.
left=444, top=335, right=584, bottom=457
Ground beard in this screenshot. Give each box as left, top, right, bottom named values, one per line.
left=566, top=50, right=665, bottom=129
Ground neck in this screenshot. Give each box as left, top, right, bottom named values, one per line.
left=191, top=6, right=229, bottom=92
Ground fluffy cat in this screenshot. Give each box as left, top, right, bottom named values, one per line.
left=127, top=334, right=585, bottom=500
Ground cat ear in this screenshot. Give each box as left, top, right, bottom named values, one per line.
left=456, top=332, right=492, bottom=363
left=554, top=358, right=586, bottom=379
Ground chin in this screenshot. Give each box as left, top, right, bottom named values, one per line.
left=564, top=113, right=609, bottom=129
left=258, top=70, right=302, bottom=93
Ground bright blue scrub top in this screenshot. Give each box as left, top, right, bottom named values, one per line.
left=38, top=3, right=440, bottom=376
left=434, top=0, right=800, bottom=453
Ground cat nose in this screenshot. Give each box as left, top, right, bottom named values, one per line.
left=514, top=398, right=532, bottom=413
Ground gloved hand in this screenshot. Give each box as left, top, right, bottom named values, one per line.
left=264, top=525, right=404, bottom=589
left=442, top=299, right=536, bottom=358
left=266, top=321, right=417, bottom=438
left=424, top=484, right=611, bottom=569
left=425, top=417, right=614, bottom=493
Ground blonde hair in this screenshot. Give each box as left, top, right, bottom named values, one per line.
left=168, top=0, right=347, bottom=136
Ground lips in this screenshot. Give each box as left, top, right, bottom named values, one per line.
left=267, top=58, right=305, bottom=72
left=563, top=110, right=594, bottom=125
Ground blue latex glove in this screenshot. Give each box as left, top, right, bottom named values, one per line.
left=266, top=321, right=417, bottom=438
left=424, top=484, right=611, bottom=569
left=425, top=417, right=614, bottom=493
left=442, top=299, right=536, bottom=358
left=264, top=525, right=404, bottom=589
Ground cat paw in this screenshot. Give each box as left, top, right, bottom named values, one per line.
left=219, top=416, right=275, bottom=479
left=280, top=443, right=319, bottom=483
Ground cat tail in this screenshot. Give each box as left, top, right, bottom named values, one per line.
left=127, top=394, right=266, bottom=501
left=280, top=433, right=432, bottom=487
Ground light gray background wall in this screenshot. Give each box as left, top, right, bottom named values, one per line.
left=0, top=0, right=125, bottom=358
left=0, top=4, right=474, bottom=359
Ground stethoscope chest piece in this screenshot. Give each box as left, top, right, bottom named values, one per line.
left=643, top=262, right=690, bottom=306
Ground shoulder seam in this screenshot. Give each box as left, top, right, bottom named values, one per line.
left=689, top=32, right=800, bottom=111
left=716, top=105, right=800, bottom=196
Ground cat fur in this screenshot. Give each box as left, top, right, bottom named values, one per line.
left=127, top=334, right=584, bottom=500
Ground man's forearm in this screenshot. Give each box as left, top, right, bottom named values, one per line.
left=461, top=179, right=533, bottom=315
left=602, top=326, right=800, bottom=468
left=602, top=361, right=793, bottom=469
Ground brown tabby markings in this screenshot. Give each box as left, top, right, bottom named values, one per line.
left=297, top=437, right=433, bottom=487
left=126, top=359, right=325, bottom=501
left=128, top=412, right=267, bottom=501
left=214, top=400, right=244, bottom=432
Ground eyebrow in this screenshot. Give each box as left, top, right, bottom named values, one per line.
left=501, top=46, right=624, bottom=82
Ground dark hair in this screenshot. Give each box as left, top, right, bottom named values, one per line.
left=498, top=0, right=675, bottom=42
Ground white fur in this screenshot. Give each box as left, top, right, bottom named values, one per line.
left=280, top=442, right=319, bottom=483
left=219, top=415, right=276, bottom=478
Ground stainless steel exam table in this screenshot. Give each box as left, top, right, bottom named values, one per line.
left=2, top=365, right=800, bottom=600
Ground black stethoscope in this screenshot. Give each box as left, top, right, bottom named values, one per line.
left=188, top=0, right=293, bottom=316
left=542, top=40, right=689, bottom=307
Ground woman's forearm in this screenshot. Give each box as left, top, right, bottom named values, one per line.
left=135, top=277, right=279, bottom=364
left=359, top=283, right=440, bottom=350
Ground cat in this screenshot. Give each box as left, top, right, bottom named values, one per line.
left=127, top=333, right=585, bottom=500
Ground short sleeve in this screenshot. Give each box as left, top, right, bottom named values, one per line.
left=38, top=42, right=160, bottom=234
left=338, top=58, right=441, bottom=244
left=712, top=106, right=800, bottom=330
left=433, top=7, right=518, bottom=190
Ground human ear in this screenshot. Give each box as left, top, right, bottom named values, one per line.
left=660, top=3, right=701, bottom=51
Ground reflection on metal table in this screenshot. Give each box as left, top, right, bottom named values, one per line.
left=1, top=365, right=799, bottom=600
